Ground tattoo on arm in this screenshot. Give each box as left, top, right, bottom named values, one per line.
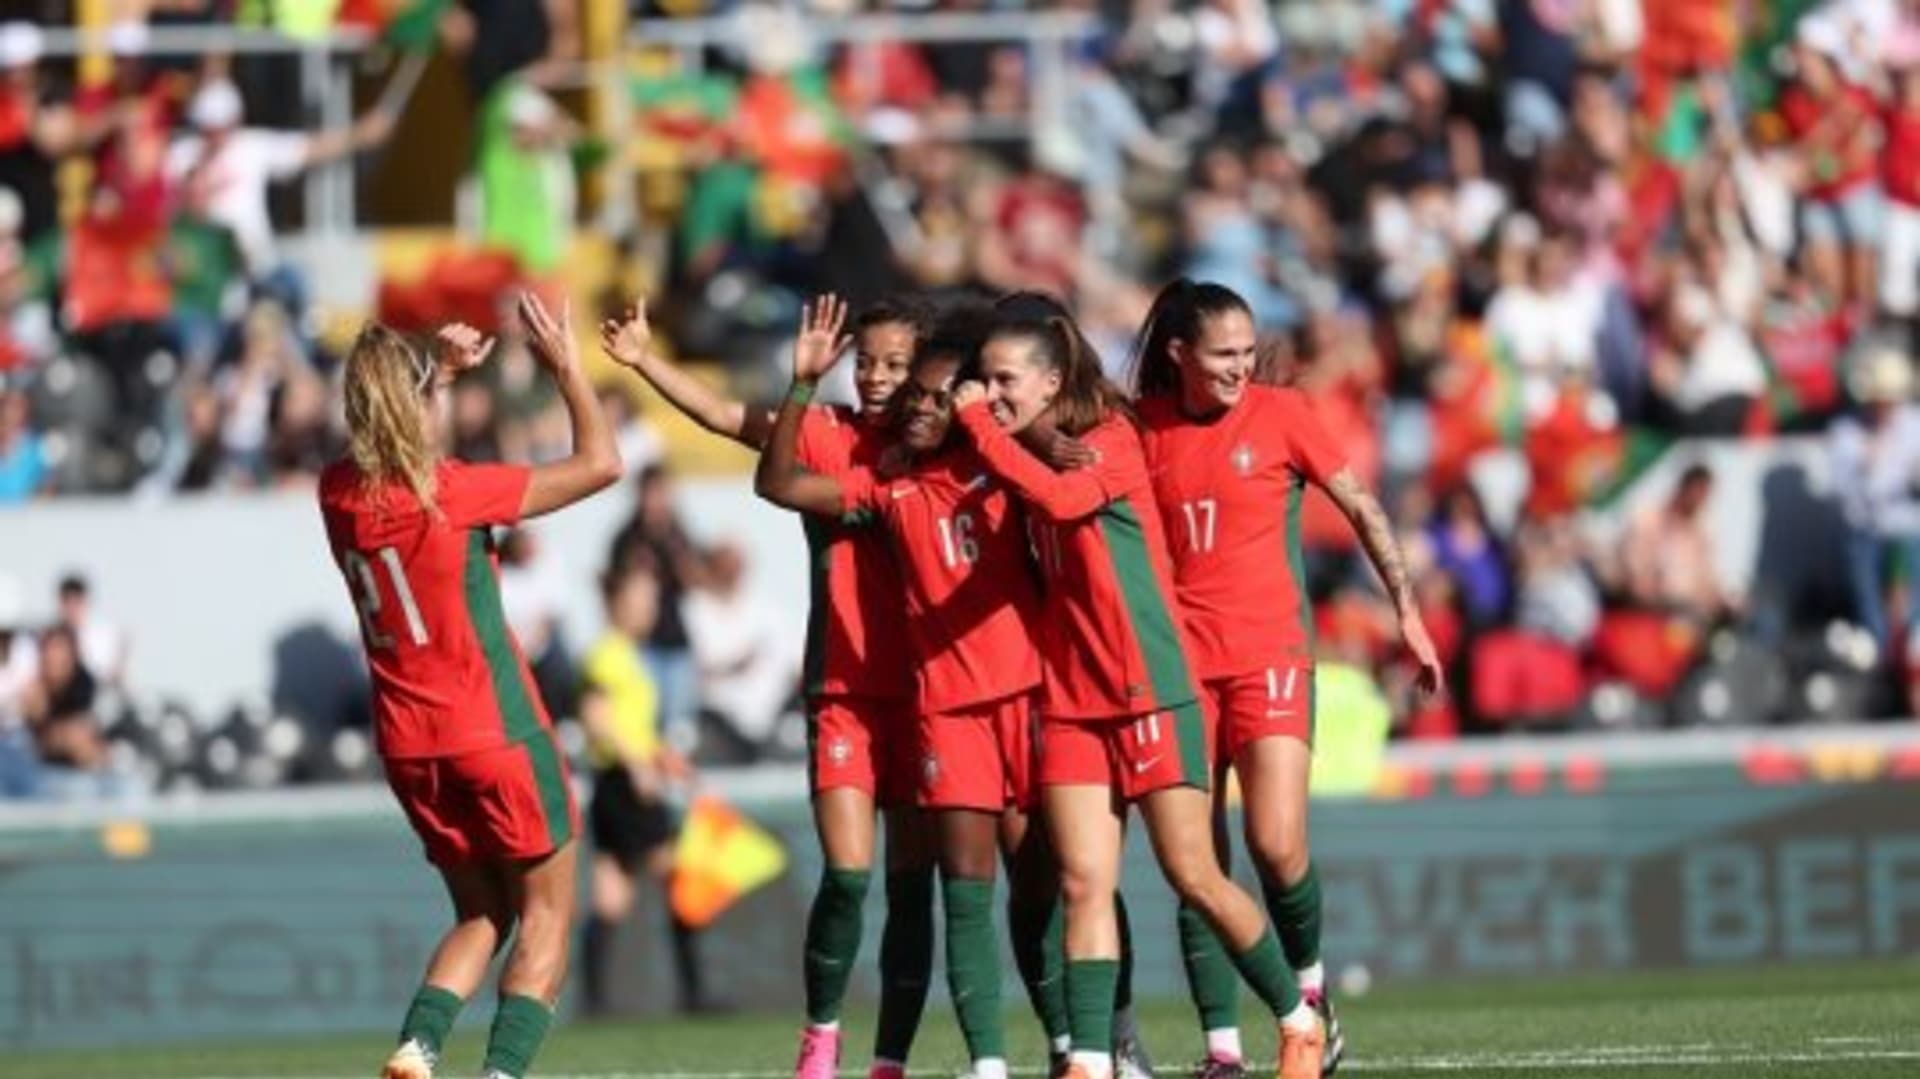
left=1327, top=470, right=1415, bottom=612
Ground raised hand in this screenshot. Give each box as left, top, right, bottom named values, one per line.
left=950, top=380, right=986, bottom=411
left=793, top=294, right=851, bottom=381
left=599, top=300, right=654, bottom=370
left=1401, top=610, right=1446, bottom=697
left=435, top=322, right=495, bottom=376
left=518, top=291, right=579, bottom=374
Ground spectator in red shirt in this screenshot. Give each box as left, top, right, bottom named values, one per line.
left=1779, top=21, right=1885, bottom=309
left=1880, top=59, right=1920, bottom=316
left=974, top=132, right=1086, bottom=299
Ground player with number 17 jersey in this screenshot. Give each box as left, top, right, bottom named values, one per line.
left=839, top=451, right=1043, bottom=810
left=1137, top=383, right=1347, bottom=753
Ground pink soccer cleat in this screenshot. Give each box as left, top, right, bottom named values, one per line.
left=794, top=1025, right=842, bottom=1079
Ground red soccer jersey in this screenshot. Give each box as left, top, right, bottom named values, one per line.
left=957, top=405, right=1200, bottom=720
left=1138, top=385, right=1349, bottom=679
left=318, top=458, right=547, bottom=759
left=1884, top=107, right=1920, bottom=208
left=840, top=448, right=1043, bottom=714
left=1780, top=82, right=1882, bottom=201
left=795, top=405, right=914, bottom=700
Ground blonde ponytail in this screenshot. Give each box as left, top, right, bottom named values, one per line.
left=343, top=323, right=440, bottom=516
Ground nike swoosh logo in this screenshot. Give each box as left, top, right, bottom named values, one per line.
left=890, top=487, right=914, bottom=500
left=1133, top=756, right=1163, bottom=774
left=965, top=473, right=991, bottom=491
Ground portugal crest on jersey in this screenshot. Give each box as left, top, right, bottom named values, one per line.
left=1231, top=442, right=1257, bottom=476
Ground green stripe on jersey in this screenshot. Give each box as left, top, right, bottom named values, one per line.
left=463, top=529, right=543, bottom=743
left=800, top=516, right=834, bottom=697
left=1284, top=480, right=1315, bottom=653
left=1283, top=482, right=1318, bottom=749
left=1097, top=497, right=1199, bottom=711
left=523, top=730, right=573, bottom=850
left=1169, top=698, right=1210, bottom=790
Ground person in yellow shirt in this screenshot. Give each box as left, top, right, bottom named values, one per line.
left=579, top=560, right=708, bottom=1015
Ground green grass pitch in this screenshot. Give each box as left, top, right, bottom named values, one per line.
left=9, top=961, right=1916, bottom=1079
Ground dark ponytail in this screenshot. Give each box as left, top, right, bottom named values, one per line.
left=988, top=292, right=1131, bottom=436
left=1128, top=278, right=1254, bottom=399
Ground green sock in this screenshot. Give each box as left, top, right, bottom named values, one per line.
left=943, top=876, right=1007, bottom=1061
left=874, top=866, right=934, bottom=1062
left=804, top=866, right=872, bottom=1024
left=1228, top=928, right=1303, bottom=1017
left=1066, top=958, right=1120, bottom=1055
left=1009, top=892, right=1069, bottom=1043
left=398, top=984, right=464, bottom=1055
left=1177, top=904, right=1241, bottom=1031
left=1113, top=891, right=1135, bottom=1014
left=480, top=993, right=553, bottom=1079
left=1264, top=863, right=1323, bottom=970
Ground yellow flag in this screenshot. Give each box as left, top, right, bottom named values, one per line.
left=671, top=794, right=789, bottom=929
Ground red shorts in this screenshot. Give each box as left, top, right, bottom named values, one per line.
left=385, top=730, right=578, bottom=867
left=1038, top=699, right=1213, bottom=801
left=918, top=693, right=1037, bottom=812
left=809, top=695, right=916, bottom=808
left=1208, top=662, right=1315, bottom=763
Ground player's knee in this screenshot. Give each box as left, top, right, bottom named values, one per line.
left=940, top=846, right=997, bottom=881
left=516, top=897, right=572, bottom=952
left=1057, top=861, right=1111, bottom=911
left=1160, top=847, right=1226, bottom=906
left=1249, top=828, right=1310, bottom=885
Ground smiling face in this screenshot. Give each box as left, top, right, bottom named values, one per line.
left=898, top=354, right=963, bottom=452
left=979, top=334, right=1062, bottom=433
left=853, top=321, right=917, bottom=421
left=1175, top=306, right=1257, bottom=413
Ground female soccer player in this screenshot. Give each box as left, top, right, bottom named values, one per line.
left=755, top=301, right=1061, bottom=1079
left=1131, top=280, right=1445, bottom=1079
left=949, top=294, right=1327, bottom=1079
left=321, top=294, right=622, bottom=1079
left=599, top=298, right=938, bottom=1079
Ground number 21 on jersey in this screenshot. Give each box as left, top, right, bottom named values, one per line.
left=344, top=547, right=429, bottom=648
left=1180, top=498, right=1217, bottom=553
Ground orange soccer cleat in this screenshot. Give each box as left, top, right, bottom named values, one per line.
left=1277, top=1017, right=1326, bottom=1079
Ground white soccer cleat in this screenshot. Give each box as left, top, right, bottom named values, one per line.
left=380, top=1039, right=436, bottom=1079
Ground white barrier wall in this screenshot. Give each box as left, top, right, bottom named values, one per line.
left=0, top=479, right=810, bottom=713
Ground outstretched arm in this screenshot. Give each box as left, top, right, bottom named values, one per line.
left=602, top=299, right=778, bottom=450
left=755, top=297, right=861, bottom=518
left=951, top=388, right=1112, bottom=521
left=517, top=293, right=623, bottom=518
left=1322, top=468, right=1444, bottom=694
left=302, top=107, right=397, bottom=168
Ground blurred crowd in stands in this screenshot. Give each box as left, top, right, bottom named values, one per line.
left=7, top=0, right=1920, bottom=794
